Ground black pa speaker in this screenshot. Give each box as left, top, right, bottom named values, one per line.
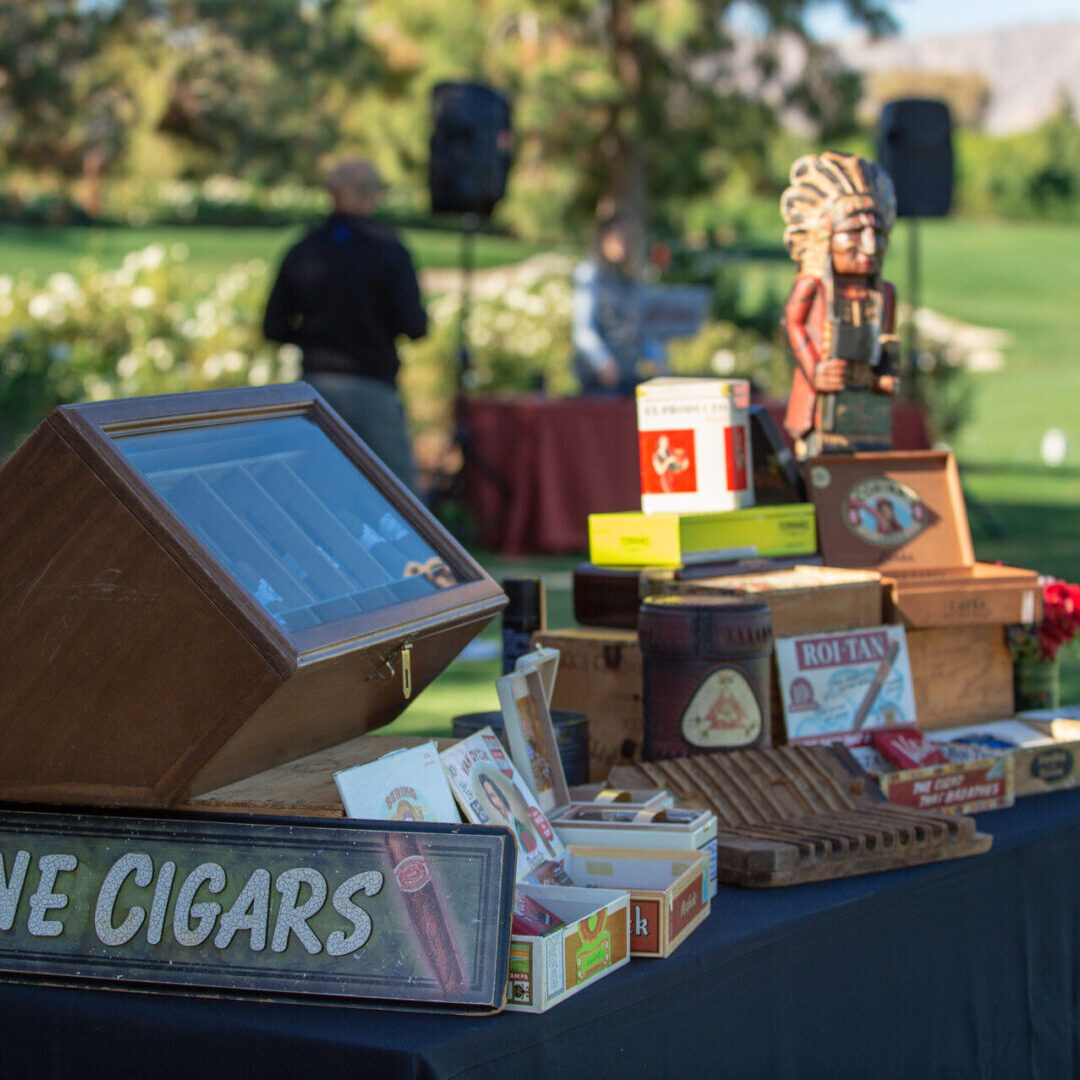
left=876, top=98, right=953, bottom=218
left=429, top=82, right=512, bottom=217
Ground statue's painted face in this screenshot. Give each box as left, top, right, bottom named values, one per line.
left=830, top=210, right=886, bottom=276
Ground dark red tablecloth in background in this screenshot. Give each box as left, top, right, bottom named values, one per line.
left=461, top=394, right=930, bottom=555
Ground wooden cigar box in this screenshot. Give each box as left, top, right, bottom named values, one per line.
left=804, top=451, right=1040, bottom=628
left=0, top=385, right=505, bottom=809
left=908, top=624, right=1015, bottom=730
left=532, top=627, right=644, bottom=779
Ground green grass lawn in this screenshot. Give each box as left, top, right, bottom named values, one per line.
left=3, top=216, right=1078, bottom=725
left=0, top=222, right=546, bottom=279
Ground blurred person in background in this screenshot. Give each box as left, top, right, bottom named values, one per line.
left=572, top=213, right=665, bottom=395
left=264, top=157, right=427, bottom=491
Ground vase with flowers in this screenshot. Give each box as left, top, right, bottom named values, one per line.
left=1007, top=576, right=1080, bottom=711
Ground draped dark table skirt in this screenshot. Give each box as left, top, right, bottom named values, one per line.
left=2, top=785, right=1078, bottom=1080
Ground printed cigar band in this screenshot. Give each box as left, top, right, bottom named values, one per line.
left=393, top=854, right=432, bottom=892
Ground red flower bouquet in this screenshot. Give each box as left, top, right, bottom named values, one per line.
left=1008, top=576, right=1080, bottom=662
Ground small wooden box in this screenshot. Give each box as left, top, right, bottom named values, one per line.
left=804, top=451, right=1040, bottom=628
left=0, top=386, right=505, bottom=808
left=645, top=564, right=882, bottom=638
left=532, top=628, right=643, bottom=780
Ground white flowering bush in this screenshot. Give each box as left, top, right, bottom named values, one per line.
left=0, top=244, right=299, bottom=452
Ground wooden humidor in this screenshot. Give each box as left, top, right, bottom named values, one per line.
left=804, top=451, right=1040, bottom=628
left=0, top=385, right=505, bottom=809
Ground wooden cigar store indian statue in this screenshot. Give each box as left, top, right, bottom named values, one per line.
left=780, top=150, right=900, bottom=458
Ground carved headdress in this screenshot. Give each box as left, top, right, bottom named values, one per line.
left=780, top=151, right=896, bottom=279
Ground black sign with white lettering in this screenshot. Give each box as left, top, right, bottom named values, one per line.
left=0, top=807, right=515, bottom=1012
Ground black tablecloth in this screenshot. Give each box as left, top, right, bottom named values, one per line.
left=3, top=788, right=1080, bottom=1080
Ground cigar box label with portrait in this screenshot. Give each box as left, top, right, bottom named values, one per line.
left=440, top=728, right=565, bottom=882
left=0, top=806, right=517, bottom=1013
left=506, top=884, right=630, bottom=1013
left=804, top=450, right=1040, bottom=628
left=775, top=625, right=916, bottom=745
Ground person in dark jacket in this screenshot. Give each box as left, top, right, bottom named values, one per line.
left=263, top=158, right=427, bottom=490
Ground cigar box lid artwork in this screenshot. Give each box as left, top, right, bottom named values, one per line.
left=636, top=376, right=754, bottom=515
left=334, top=741, right=461, bottom=823
left=440, top=727, right=565, bottom=881
left=588, top=504, right=817, bottom=568
left=776, top=624, right=917, bottom=745
left=0, top=384, right=506, bottom=809
left=803, top=450, right=1040, bottom=627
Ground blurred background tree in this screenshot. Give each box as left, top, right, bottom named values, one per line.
left=0, top=0, right=895, bottom=239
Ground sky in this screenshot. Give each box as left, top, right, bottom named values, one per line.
left=805, top=0, right=1080, bottom=40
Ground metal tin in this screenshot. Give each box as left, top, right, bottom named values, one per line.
left=639, top=595, right=773, bottom=759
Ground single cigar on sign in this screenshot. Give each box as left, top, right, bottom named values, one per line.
left=852, top=640, right=901, bottom=731
left=384, top=832, right=467, bottom=995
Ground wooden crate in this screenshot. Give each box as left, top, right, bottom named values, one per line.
left=533, top=628, right=643, bottom=781
left=646, top=564, right=882, bottom=638
left=609, top=745, right=991, bottom=887
left=908, top=624, right=1014, bottom=731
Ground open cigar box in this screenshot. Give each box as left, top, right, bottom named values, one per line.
left=0, top=385, right=506, bottom=810
left=804, top=451, right=1040, bottom=628
left=608, top=744, right=991, bottom=887
left=499, top=661, right=719, bottom=896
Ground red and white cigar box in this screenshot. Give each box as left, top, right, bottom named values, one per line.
left=636, top=376, right=754, bottom=515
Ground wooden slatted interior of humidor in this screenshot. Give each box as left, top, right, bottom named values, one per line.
left=608, top=746, right=992, bottom=887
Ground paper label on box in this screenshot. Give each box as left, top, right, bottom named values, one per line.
left=639, top=429, right=699, bottom=495
left=776, top=626, right=916, bottom=744
left=669, top=870, right=706, bottom=941
left=564, top=908, right=618, bottom=988
left=631, top=899, right=661, bottom=953
left=882, top=757, right=1013, bottom=814
left=841, top=476, right=928, bottom=548
left=1028, top=747, right=1077, bottom=786
left=547, top=933, right=565, bottom=999
left=509, top=941, right=534, bottom=1006
left=680, top=666, right=763, bottom=749
left=441, top=729, right=564, bottom=881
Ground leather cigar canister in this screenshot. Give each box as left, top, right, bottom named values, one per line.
left=572, top=563, right=644, bottom=629
left=639, top=595, right=773, bottom=760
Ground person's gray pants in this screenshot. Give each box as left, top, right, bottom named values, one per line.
left=304, top=371, right=416, bottom=493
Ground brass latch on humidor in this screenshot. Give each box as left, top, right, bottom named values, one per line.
left=366, top=637, right=415, bottom=700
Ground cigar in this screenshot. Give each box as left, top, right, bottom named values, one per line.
left=384, top=832, right=466, bottom=995
left=852, top=640, right=901, bottom=731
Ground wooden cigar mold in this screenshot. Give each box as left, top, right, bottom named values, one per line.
left=609, top=744, right=991, bottom=887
